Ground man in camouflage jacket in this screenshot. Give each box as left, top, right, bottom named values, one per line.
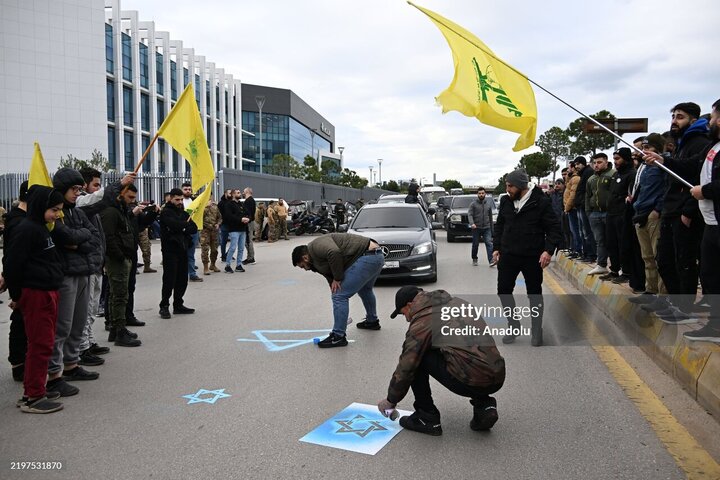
left=201, top=195, right=222, bottom=275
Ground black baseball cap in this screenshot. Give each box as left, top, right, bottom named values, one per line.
left=390, top=286, right=423, bottom=318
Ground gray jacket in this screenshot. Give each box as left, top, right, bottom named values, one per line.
left=468, top=197, right=493, bottom=229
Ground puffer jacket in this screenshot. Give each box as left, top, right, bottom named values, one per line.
left=386, top=290, right=505, bottom=404
left=493, top=187, right=561, bottom=257
left=564, top=174, right=580, bottom=212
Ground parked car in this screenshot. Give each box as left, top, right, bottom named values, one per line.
left=345, top=203, right=438, bottom=282
left=445, top=194, right=494, bottom=242
left=434, top=195, right=453, bottom=227
left=376, top=194, right=406, bottom=204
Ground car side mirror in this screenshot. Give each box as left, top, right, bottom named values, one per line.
left=337, top=224, right=348, bottom=232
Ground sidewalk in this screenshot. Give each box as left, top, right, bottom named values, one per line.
left=550, top=253, right=720, bottom=420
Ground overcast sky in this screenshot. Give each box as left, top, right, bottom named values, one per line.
left=120, top=0, right=718, bottom=186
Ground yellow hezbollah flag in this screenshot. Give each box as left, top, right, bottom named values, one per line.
left=409, top=2, right=537, bottom=151
left=29, top=142, right=53, bottom=187
left=185, top=182, right=212, bottom=229
left=157, top=83, right=215, bottom=190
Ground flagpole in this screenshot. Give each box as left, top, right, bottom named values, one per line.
left=407, top=1, right=693, bottom=189
left=133, top=131, right=160, bottom=174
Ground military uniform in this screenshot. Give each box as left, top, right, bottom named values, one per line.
left=276, top=202, right=289, bottom=240
left=139, top=228, right=155, bottom=272
left=266, top=203, right=279, bottom=242
left=254, top=203, right=266, bottom=241
left=201, top=201, right=222, bottom=274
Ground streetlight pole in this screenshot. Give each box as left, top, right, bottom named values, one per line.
left=369, top=166, right=374, bottom=186
left=255, top=95, right=265, bottom=174
left=377, top=158, right=383, bottom=186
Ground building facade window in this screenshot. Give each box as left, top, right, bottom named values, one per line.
left=156, top=52, right=164, bottom=96
left=139, top=43, right=149, bottom=89
left=124, top=130, right=134, bottom=171
left=123, top=86, right=133, bottom=126
left=170, top=61, right=177, bottom=100
left=142, top=135, right=151, bottom=172
left=106, top=80, right=115, bottom=122
left=194, top=74, right=200, bottom=107
left=157, top=99, right=165, bottom=128
left=172, top=149, right=178, bottom=171
left=141, top=93, right=150, bottom=131
left=206, top=80, right=210, bottom=110
left=183, top=67, right=188, bottom=87
left=158, top=138, right=166, bottom=173
left=108, top=126, right=116, bottom=168
left=121, top=32, right=132, bottom=82
left=105, top=24, right=113, bottom=74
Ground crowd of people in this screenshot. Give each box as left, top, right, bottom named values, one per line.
left=546, top=101, right=720, bottom=344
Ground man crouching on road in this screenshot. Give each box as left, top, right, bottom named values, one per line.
left=377, top=287, right=506, bottom=436
left=292, top=233, right=384, bottom=348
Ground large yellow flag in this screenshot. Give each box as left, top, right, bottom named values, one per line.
left=409, top=2, right=537, bottom=151
left=157, top=83, right=215, bottom=190
left=29, top=142, right=53, bottom=187
left=185, top=182, right=212, bottom=228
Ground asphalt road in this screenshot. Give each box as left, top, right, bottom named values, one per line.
left=0, top=232, right=717, bottom=479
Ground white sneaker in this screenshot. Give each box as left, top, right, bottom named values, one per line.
left=587, top=265, right=609, bottom=275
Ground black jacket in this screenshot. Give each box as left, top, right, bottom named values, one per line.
left=493, top=187, right=561, bottom=257
left=100, top=200, right=135, bottom=261
left=699, top=141, right=720, bottom=225
left=607, top=162, right=635, bottom=216
left=222, top=200, right=249, bottom=232
left=574, top=166, right=594, bottom=209
left=662, top=119, right=712, bottom=218
left=160, top=202, right=198, bottom=253
left=1, top=206, right=26, bottom=272
left=243, top=196, right=256, bottom=222
left=4, top=186, right=64, bottom=300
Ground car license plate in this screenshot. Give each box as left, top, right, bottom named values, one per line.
left=383, top=261, right=400, bottom=269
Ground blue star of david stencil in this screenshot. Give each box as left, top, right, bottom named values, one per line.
left=182, top=388, right=231, bottom=405
left=237, top=329, right=355, bottom=352
left=335, top=414, right=388, bottom=438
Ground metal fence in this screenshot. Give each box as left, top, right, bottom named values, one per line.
left=0, top=169, right=394, bottom=210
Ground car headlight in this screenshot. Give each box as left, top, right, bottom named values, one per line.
left=411, top=241, right=433, bottom=256
left=449, top=214, right=462, bottom=223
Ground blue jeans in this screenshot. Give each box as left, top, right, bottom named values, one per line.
left=568, top=209, right=583, bottom=254
left=577, top=207, right=596, bottom=258
left=187, top=232, right=199, bottom=278
left=331, top=253, right=385, bottom=336
left=226, top=231, right=246, bottom=268
left=471, top=227, right=493, bottom=263
left=219, top=224, right=229, bottom=260
left=589, top=211, right=608, bottom=267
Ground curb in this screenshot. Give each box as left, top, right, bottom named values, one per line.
left=550, top=253, right=720, bottom=420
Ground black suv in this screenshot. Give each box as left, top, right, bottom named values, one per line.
left=445, top=194, right=494, bottom=242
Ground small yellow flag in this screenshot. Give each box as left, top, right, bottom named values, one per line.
left=185, top=182, right=212, bottom=228
left=29, top=142, right=53, bottom=187
left=409, top=2, right=537, bottom=151
left=158, top=83, right=215, bottom=190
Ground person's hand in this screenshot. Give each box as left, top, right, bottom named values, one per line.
left=539, top=251, right=552, bottom=269
left=649, top=210, right=660, bottom=220
left=0, top=275, right=5, bottom=293
left=691, top=185, right=704, bottom=200
left=242, top=217, right=250, bottom=224
left=471, top=223, right=476, bottom=229
left=492, top=250, right=500, bottom=264
left=132, top=204, right=146, bottom=216
left=9, top=300, right=17, bottom=310
left=681, top=215, right=692, bottom=228
left=121, top=172, right=137, bottom=186
left=214, top=224, right=220, bottom=230
left=331, top=280, right=341, bottom=293
left=378, top=399, right=396, bottom=416
left=643, top=151, right=663, bottom=165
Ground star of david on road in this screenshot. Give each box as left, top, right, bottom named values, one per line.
left=182, top=388, right=231, bottom=405
left=335, top=414, right=388, bottom=438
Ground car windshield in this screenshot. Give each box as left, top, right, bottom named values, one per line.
left=377, top=196, right=405, bottom=203
left=451, top=197, right=475, bottom=209
left=421, top=192, right=445, bottom=204
left=352, top=208, right=426, bottom=229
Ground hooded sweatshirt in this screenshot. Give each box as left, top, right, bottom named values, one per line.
left=4, top=186, right=64, bottom=301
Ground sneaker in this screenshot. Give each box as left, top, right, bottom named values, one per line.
left=115, top=328, right=142, bottom=347
left=159, top=307, right=171, bottom=319
left=143, top=266, right=157, bottom=273
left=108, top=327, right=138, bottom=341
left=489, top=260, right=497, bottom=267
left=189, top=276, right=203, bottom=282
left=629, top=292, right=656, bottom=305
left=470, top=406, right=498, bottom=431
left=221, top=255, right=227, bottom=262
left=19, top=397, right=64, bottom=414
left=96, top=309, right=105, bottom=318
left=12, top=364, right=24, bottom=382
left=641, top=297, right=670, bottom=312
left=611, top=275, right=630, bottom=284
left=657, top=308, right=699, bottom=325
left=472, top=258, right=478, bottom=266
left=631, top=288, right=646, bottom=294
left=399, top=410, right=442, bottom=436
left=62, top=366, right=99, bottom=381
left=126, top=317, right=146, bottom=327
left=46, top=378, right=79, bottom=397
left=235, top=265, right=246, bottom=272
left=587, top=265, right=609, bottom=275
left=88, top=343, right=110, bottom=355
left=225, top=265, right=234, bottom=274
left=356, top=319, right=381, bottom=330
left=567, top=252, right=580, bottom=259
left=17, top=391, right=61, bottom=407
left=242, top=258, right=256, bottom=265
left=317, top=333, right=348, bottom=348
left=683, top=325, right=720, bottom=343
left=174, top=305, right=195, bottom=314
left=598, top=272, right=619, bottom=281
left=691, top=298, right=712, bottom=313
left=78, top=350, right=105, bottom=366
